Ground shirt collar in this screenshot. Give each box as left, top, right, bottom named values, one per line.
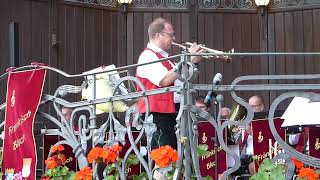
left=147, top=42, right=169, bottom=57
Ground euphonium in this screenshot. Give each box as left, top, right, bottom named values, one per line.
left=226, top=104, right=247, bottom=145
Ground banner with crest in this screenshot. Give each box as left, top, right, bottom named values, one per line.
left=198, top=121, right=226, bottom=178
left=309, top=127, right=320, bottom=159
left=252, top=118, right=286, bottom=169
left=2, top=69, right=46, bottom=179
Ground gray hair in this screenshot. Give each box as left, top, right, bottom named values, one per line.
left=250, top=95, right=265, bottom=104
left=148, top=18, right=171, bottom=40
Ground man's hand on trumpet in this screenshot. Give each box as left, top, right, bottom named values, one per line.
left=187, top=42, right=205, bottom=63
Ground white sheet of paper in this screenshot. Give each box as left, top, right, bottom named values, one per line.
left=83, top=65, right=128, bottom=95
left=281, top=97, right=320, bottom=127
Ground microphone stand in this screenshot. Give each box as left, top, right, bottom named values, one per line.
left=213, top=94, right=223, bottom=180
left=213, top=100, right=219, bottom=180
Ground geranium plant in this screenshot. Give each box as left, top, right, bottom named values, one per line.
left=79, top=143, right=140, bottom=180
left=41, top=145, right=75, bottom=180
left=249, top=158, right=285, bottom=180
left=74, top=166, right=93, bottom=180
left=150, top=145, right=179, bottom=168
left=293, top=158, right=320, bottom=180
left=150, top=144, right=213, bottom=180
left=87, top=144, right=122, bottom=164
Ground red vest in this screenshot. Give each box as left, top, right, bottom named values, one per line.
left=136, top=48, right=176, bottom=114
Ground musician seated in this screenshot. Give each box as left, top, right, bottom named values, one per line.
left=195, top=95, right=211, bottom=112
left=221, top=107, right=231, bottom=119
left=234, top=95, right=266, bottom=176
left=288, top=127, right=309, bottom=154
left=243, top=95, right=266, bottom=175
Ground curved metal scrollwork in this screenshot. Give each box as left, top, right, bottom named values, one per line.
left=96, top=0, right=117, bottom=6
left=63, top=0, right=320, bottom=9
left=199, top=0, right=220, bottom=8
left=1, top=50, right=320, bottom=180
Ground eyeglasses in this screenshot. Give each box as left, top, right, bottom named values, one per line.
left=160, top=31, right=175, bottom=38
left=250, top=104, right=262, bottom=108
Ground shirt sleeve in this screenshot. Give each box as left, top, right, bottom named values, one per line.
left=136, top=50, right=169, bottom=87
left=289, top=133, right=301, bottom=145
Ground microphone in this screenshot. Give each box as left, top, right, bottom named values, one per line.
left=204, top=73, right=223, bottom=106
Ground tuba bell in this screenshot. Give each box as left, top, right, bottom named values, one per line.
left=226, top=103, right=247, bottom=145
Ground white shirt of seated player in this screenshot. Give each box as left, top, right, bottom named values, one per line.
left=240, top=126, right=253, bottom=156
left=289, top=133, right=309, bottom=152
left=245, top=135, right=253, bottom=156
left=289, top=133, right=301, bottom=145
left=226, top=144, right=240, bottom=167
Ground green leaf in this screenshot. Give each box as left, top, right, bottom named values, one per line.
left=127, top=154, right=139, bottom=166
left=197, top=144, right=209, bottom=156
left=105, top=164, right=116, bottom=175
left=117, top=158, right=123, bottom=164
left=165, top=172, right=174, bottom=180
left=132, top=172, right=147, bottom=180
left=250, top=159, right=286, bottom=180
left=45, top=166, right=71, bottom=177
left=60, top=166, right=70, bottom=175
left=258, top=159, right=273, bottom=172
left=105, top=175, right=116, bottom=180
left=202, top=176, right=213, bottom=180
left=0, top=150, right=2, bottom=165
left=65, top=171, right=75, bottom=180
left=270, top=166, right=285, bottom=180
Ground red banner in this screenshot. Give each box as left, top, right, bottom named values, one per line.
left=2, top=69, right=46, bottom=179
left=198, top=121, right=226, bottom=178
left=309, top=127, right=320, bottom=159
left=252, top=118, right=286, bottom=169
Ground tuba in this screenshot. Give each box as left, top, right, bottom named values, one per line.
left=226, top=104, right=247, bottom=145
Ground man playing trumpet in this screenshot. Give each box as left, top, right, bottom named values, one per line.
left=135, top=17, right=203, bottom=150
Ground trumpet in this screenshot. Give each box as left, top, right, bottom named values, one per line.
left=172, top=42, right=234, bottom=60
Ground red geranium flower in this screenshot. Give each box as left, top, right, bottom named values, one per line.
left=75, top=167, right=93, bottom=180
left=292, top=157, right=304, bottom=170
left=150, top=145, right=179, bottom=167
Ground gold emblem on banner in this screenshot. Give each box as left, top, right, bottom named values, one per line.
left=202, top=133, right=208, bottom=143
left=258, top=131, right=264, bottom=143
left=5, top=168, right=15, bottom=179
left=315, top=138, right=320, bottom=151
left=11, top=90, right=16, bottom=107
left=5, top=168, right=14, bottom=173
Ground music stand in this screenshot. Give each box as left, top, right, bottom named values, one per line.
left=282, top=96, right=320, bottom=128
left=281, top=96, right=320, bottom=154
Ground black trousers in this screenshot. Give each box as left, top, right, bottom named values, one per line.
left=142, top=112, right=177, bottom=150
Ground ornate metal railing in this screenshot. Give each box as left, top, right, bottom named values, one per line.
left=64, top=0, right=320, bottom=10
left=1, top=51, right=320, bottom=180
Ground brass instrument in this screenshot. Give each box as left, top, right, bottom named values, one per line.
left=172, top=42, right=234, bottom=60
left=227, top=104, right=247, bottom=145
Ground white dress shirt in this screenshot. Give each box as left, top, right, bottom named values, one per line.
left=136, top=43, right=171, bottom=87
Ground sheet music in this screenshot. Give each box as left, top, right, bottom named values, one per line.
left=83, top=65, right=128, bottom=95
left=281, top=97, right=320, bottom=127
